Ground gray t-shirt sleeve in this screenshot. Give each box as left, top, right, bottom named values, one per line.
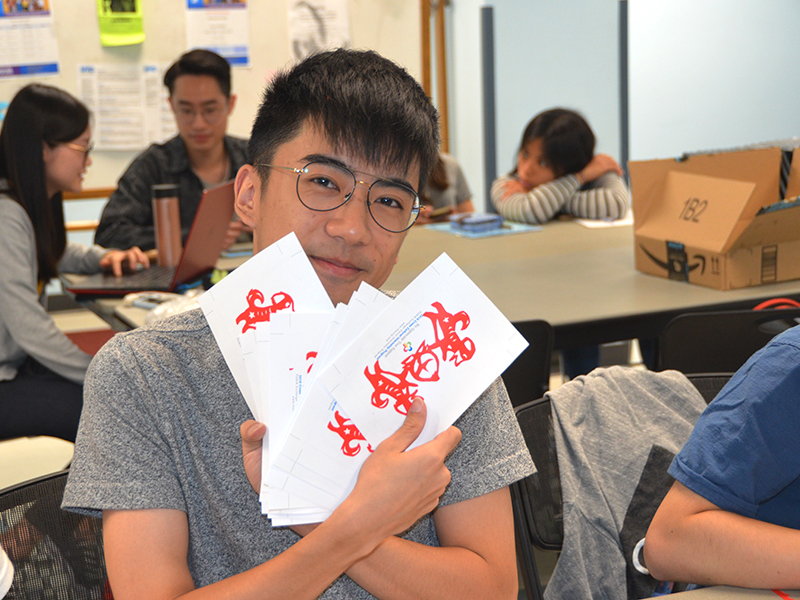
left=63, top=332, right=185, bottom=516
left=441, top=377, right=534, bottom=506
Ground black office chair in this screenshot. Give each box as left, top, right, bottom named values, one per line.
left=0, top=470, right=111, bottom=599
left=512, top=373, right=730, bottom=600
left=501, top=320, right=554, bottom=408
left=657, top=307, right=800, bottom=374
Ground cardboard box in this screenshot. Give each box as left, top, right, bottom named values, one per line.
left=628, top=145, right=800, bottom=290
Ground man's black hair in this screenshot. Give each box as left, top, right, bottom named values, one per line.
left=163, top=49, right=232, bottom=97
left=249, top=49, right=440, bottom=190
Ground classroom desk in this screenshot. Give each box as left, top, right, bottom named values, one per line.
left=388, top=222, right=800, bottom=350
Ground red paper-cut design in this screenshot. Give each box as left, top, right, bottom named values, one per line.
left=327, top=410, right=373, bottom=457
left=363, top=301, right=475, bottom=417
left=422, top=302, right=475, bottom=365
left=235, top=290, right=295, bottom=333
left=305, top=351, right=318, bottom=374
left=365, top=360, right=419, bottom=415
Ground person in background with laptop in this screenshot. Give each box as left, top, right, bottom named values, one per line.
left=94, top=49, right=249, bottom=253
left=0, top=83, right=148, bottom=443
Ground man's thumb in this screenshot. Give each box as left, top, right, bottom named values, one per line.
left=383, top=397, right=426, bottom=452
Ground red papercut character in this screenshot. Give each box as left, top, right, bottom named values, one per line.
left=422, top=301, right=475, bottom=365
left=364, top=360, right=420, bottom=415
left=402, top=342, right=439, bottom=382
left=327, top=410, right=373, bottom=457
left=305, top=351, right=318, bottom=374
left=235, top=290, right=295, bottom=333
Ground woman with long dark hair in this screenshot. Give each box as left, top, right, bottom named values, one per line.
left=0, top=83, right=148, bottom=442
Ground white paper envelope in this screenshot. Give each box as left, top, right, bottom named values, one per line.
left=268, top=311, right=336, bottom=458
left=267, top=379, right=371, bottom=513
left=317, top=253, right=528, bottom=448
left=240, top=332, right=262, bottom=422
left=264, top=311, right=336, bottom=513
left=199, top=232, right=333, bottom=417
left=264, top=284, right=393, bottom=515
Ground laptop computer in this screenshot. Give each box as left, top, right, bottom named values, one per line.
left=63, top=180, right=237, bottom=297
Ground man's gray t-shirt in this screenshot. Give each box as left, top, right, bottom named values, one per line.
left=63, top=309, right=533, bottom=597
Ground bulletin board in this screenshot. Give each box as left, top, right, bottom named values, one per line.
left=0, top=0, right=422, bottom=189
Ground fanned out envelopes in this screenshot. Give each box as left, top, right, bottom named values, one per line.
left=200, top=232, right=528, bottom=526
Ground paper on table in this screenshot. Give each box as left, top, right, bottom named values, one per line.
left=574, top=209, right=633, bottom=228
left=199, top=232, right=333, bottom=417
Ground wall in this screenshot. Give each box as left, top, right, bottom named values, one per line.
left=629, top=0, right=800, bottom=160
left=449, top=0, right=622, bottom=212
left=0, top=0, right=421, bottom=190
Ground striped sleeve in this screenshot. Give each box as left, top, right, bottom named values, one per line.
left=490, top=174, right=580, bottom=224
left=564, top=172, right=630, bottom=220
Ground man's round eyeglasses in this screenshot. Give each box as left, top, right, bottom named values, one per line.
left=65, top=141, right=94, bottom=158
left=259, top=161, right=421, bottom=233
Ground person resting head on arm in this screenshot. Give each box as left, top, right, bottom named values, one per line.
left=490, top=107, right=629, bottom=224
left=644, top=325, right=800, bottom=589
left=0, top=83, right=147, bottom=443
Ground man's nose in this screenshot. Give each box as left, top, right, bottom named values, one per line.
left=324, top=183, right=374, bottom=244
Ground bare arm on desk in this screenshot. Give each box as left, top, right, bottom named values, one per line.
left=103, top=400, right=465, bottom=600
left=644, top=481, right=800, bottom=589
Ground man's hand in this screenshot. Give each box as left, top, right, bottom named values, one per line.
left=240, top=420, right=266, bottom=493
left=100, top=247, right=150, bottom=277
left=577, top=153, right=622, bottom=184
left=336, top=398, right=461, bottom=542
left=240, top=398, right=461, bottom=540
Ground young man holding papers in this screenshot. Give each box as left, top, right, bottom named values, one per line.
left=63, top=49, right=534, bottom=600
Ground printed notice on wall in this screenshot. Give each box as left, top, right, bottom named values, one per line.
left=288, top=0, right=350, bottom=61
left=186, top=0, right=250, bottom=67
left=96, top=0, right=144, bottom=47
left=78, top=64, right=177, bottom=151
left=0, top=1, right=59, bottom=79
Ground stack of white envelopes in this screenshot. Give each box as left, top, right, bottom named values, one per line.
left=200, top=232, right=528, bottom=526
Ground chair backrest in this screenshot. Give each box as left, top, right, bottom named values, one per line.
left=512, top=372, right=730, bottom=600
left=657, top=308, right=800, bottom=373
left=0, top=470, right=111, bottom=599
left=502, top=320, right=554, bottom=408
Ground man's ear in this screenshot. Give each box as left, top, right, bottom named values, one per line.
left=234, top=164, right=259, bottom=228
left=227, top=94, right=237, bottom=115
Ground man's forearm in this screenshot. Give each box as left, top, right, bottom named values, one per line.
left=344, top=488, right=518, bottom=600
left=345, top=535, right=516, bottom=600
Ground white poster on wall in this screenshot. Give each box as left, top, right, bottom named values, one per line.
left=288, top=0, right=350, bottom=61
left=78, top=64, right=177, bottom=151
left=185, top=0, right=250, bottom=68
left=0, top=2, right=59, bottom=78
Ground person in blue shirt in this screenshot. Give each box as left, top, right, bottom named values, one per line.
left=645, top=325, right=800, bottom=589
